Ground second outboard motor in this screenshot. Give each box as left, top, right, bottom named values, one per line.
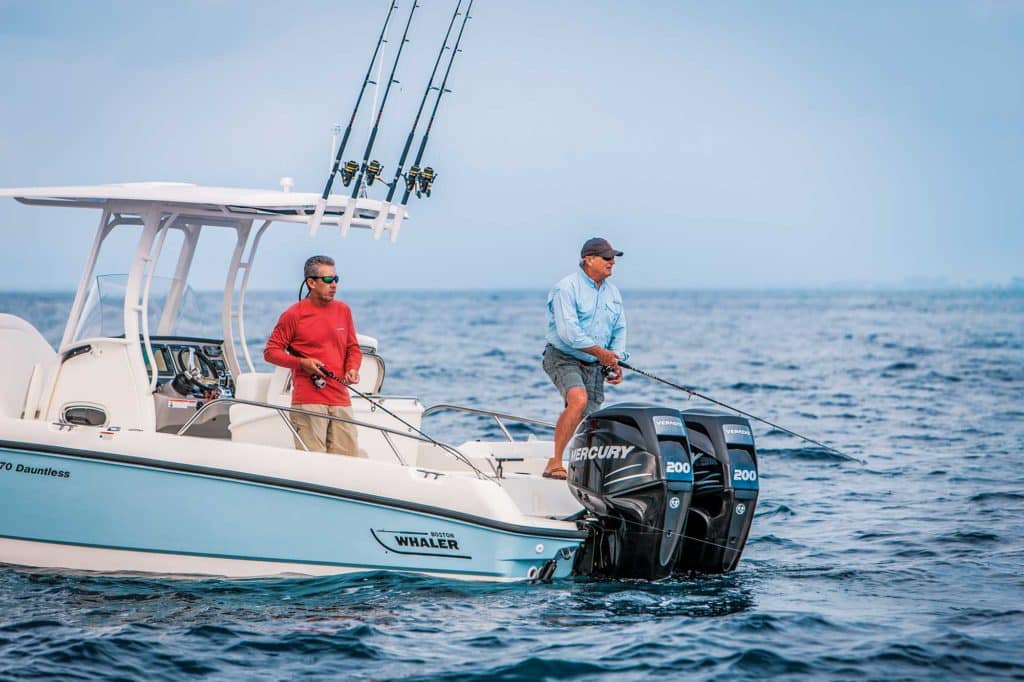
left=568, top=403, right=694, bottom=580
left=675, top=408, right=760, bottom=574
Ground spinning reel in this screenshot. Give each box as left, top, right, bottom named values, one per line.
left=403, top=165, right=437, bottom=198
left=340, top=160, right=359, bottom=187
left=417, top=166, right=436, bottom=197
left=365, top=160, right=383, bottom=186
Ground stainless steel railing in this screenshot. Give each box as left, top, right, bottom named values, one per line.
left=421, top=403, right=554, bottom=442
left=176, top=397, right=444, bottom=469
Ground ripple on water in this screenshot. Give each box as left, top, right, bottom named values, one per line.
left=883, top=361, right=918, bottom=371
left=757, top=446, right=852, bottom=463
left=755, top=502, right=796, bottom=518
left=969, top=490, right=1024, bottom=504
left=1, top=289, right=1022, bottom=679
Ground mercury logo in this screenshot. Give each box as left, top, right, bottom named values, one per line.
left=569, top=444, right=636, bottom=461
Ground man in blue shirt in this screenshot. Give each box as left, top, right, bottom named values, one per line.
left=542, top=237, right=628, bottom=479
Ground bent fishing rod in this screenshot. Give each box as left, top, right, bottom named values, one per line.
left=284, top=346, right=490, bottom=478
left=311, top=1, right=398, bottom=232
left=349, top=1, right=420, bottom=200
left=618, top=361, right=862, bottom=463
left=401, top=0, right=474, bottom=204
left=385, top=0, right=463, bottom=203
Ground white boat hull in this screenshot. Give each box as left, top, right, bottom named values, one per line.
left=0, top=423, right=582, bottom=582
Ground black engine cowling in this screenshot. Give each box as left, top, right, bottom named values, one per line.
left=569, top=403, right=759, bottom=580
left=567, top=403, right=695, bottom=580
left=675, top=408, right=759, bottom=574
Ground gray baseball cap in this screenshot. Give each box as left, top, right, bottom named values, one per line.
left=580, top=237, right=623, bottom=259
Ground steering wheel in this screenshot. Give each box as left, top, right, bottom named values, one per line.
left=171, top=347, right=221, bottom=397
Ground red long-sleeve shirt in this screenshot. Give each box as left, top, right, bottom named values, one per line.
left=263, top=298, right=362, bottom=406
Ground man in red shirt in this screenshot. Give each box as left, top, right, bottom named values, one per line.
left=264, top=255, right=363, bottom=456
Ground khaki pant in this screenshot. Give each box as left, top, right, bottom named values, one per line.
left=291, top=404, right=362, bottom=457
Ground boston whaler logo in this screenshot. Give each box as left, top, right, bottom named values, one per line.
left=371, top=529, right=470, bottom=559
left=569, top=444, right=636, bottom=462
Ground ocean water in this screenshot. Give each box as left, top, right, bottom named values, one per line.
left=1, top=289, right=1022, bottom=680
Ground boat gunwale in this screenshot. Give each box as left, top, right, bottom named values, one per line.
left=0, top=438, right=586, bottom=541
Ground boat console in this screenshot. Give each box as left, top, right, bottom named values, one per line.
left=145, top=336, right=235, bottom=397
left=147, top=336, right=235, bottom=437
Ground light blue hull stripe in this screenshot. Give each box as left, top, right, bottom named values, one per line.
left=0, top=443, right=582, bottom=579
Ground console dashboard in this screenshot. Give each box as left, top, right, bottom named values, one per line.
left=144, top=336, right=234, bottom=396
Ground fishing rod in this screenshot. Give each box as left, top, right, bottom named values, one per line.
left=349, top=1, right=420, bottom=200
left=310, top=1, right=398, bottom=234
left=401, top=0, right=474, bottom=204
left=385, top=0, right=463, bottom=203
left=343, top=379, right=488, bottom=478
left=618, top=361, right=862, bottom=463
left=284, top=346, right=491, bottom=479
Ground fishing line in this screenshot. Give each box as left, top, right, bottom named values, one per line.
left=400, top=0, right=474, bottom=204
left=618, top=361, right=862, bottom=464
left=313, top=1, right=399, bottom=227
left=343, top=379, right=489, bottom=479
left=349, top=0, right=420, bottom=199
left=284, top=345, right=491, bottom=479
left=385, top=0, right=463, bottom=202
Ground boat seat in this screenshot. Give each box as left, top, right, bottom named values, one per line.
left=266, top=365, right=293, bottom=405
left=228, top=341, right=383, bottom=448
left=234, top=372, right=272, bottom=403
left=354, top=335, right=385, bottom=394
left=354, top=354, right=383, bottom=394
left=0, top=314, right=57, bottom=420
left=228, top=366, right=293, bottom=448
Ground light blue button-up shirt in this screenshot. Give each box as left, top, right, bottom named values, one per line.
left=546, top=268, right=628, bottom=363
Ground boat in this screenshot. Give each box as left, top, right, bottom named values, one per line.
left=0, top=182, right=759, bottom=582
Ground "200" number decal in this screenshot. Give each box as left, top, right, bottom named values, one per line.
left=666, top=461, right=691, bottom=474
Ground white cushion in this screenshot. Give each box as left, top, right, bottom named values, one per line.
left=0, top=315, right=56, bottom=419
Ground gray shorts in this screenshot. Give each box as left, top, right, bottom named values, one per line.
left=542, top=344, right=605, bottom=416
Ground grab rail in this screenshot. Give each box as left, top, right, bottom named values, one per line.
left=175, top=397, right=454, bottom=469
left=421, top=404, right=554, bottom=443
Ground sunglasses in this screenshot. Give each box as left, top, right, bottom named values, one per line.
left=309, top=275, right=339, bottom=284
left=592, top=255, right=615, bottom=261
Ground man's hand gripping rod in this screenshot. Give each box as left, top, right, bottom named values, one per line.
left=285, top=346, right=489, bottom=477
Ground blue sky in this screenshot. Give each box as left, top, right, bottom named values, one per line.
left=1, top=0, right=1021, bottom=291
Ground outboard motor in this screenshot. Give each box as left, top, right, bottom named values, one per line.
left=568, top=403, right=695, bottom=580
left=674, top=408, right=759, bottom=574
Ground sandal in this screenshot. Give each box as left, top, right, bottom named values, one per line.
left=542, top=466, right=567, bottom=480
